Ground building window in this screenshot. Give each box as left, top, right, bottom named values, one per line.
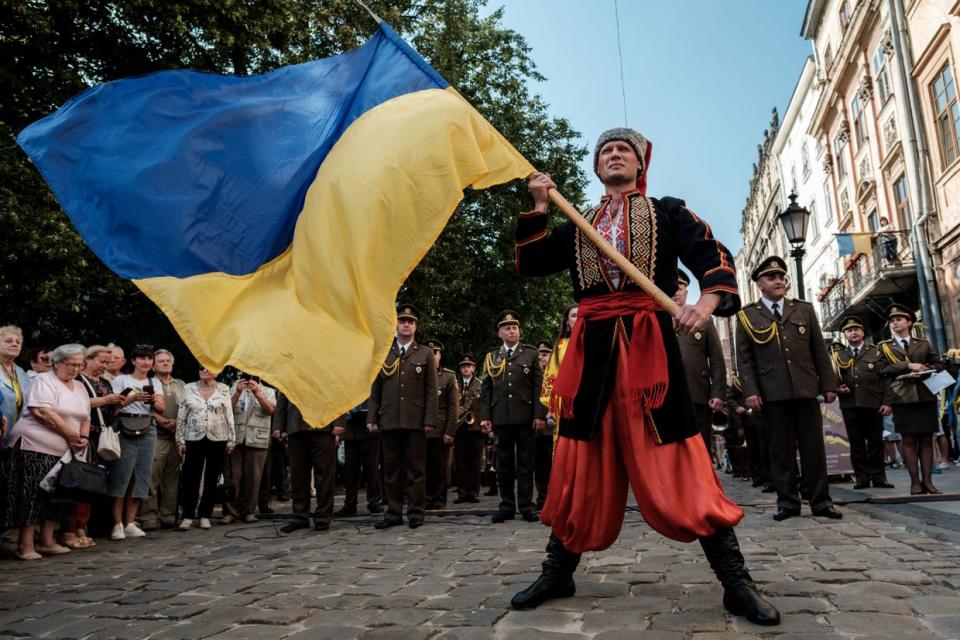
left=872, top=45, right=891, bottom=103
left=893, top=174, right=912, bottom=228
left=801, top=144, right=811, bottom=181
left=839, top=2, right=850, bottom=32
left=809, top=202, right=820, bottom=243
left=931, top=64, right=960, bottom=167
left=824, top=45, right=834, bottom=73
left=834, top=133, right=848, bottom=179
left=851, top=95, right=868, bottom=146
left=824, top=179, right=834, bottom=222
left=867, top=209, right=878, bottom=232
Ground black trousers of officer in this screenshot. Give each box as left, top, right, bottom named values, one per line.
left=425, top=438, right=451, bottom=508
left=841, top=407, right=886, bottom=485
left=287, top=430, right=336, bottom=526
left=343, top=438, right=382, bottom=511
left=533, top=432, right=553, bottom=509
left=382, top=430, right=426, bottom=522
left=743, top=411, right=771, bottom=485
left=494, top=423, right=535, bottom=514
left=455, top=430, right=484, bottom=499
left=694, top=403, right=714, bottom=456
left=764, top=399, right=833, bottom=513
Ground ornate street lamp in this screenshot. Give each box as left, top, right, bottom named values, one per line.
left=778, top=192, right=811, bottom=300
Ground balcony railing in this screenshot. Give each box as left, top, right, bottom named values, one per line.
left=818, top=230, right=915, bottom=328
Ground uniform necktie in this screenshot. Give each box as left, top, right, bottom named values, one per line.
left=772, top=303, right=782, bottom=321
left=399, top=345, right=406, bottom=357
left=901, top=339, right=909, bottom=350
left=851, top=347, right=859, bottom=358
left=507, top=348, right=514, bottom=359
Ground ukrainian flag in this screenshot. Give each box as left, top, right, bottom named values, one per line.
left=835, top=233, right=873, bottom=257
left=18, top=23, right=534, bottom=427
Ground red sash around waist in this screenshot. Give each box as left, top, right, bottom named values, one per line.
left=553, top=291, right=668, bottom=418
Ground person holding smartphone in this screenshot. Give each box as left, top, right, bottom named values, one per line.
left=108, top=344, right=165, bottom=541
left=226, top=372, right=275, bottom=522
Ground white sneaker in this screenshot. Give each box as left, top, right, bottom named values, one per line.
left=199, top=518, right=212, bottom=530
left=938, top=461, right=952, bottom=470
left=177, top=518, right=193, bottom=531
left=110, top=523, right=126, bottom=541
left=124, top=522, right=146, bottom=537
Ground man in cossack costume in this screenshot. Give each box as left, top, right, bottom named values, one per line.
left=509, top=128, right=779, bottom=626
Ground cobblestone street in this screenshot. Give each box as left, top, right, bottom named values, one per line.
left=3, top=473, right=960, bottom=640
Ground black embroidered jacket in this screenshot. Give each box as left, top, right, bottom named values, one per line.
left=514, top=190, right=740, bottom=444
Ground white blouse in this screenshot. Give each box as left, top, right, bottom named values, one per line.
left=175, top=382, right=236, bottom=445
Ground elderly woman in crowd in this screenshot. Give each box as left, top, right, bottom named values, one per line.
left=109, top=345, right=164, bottom=541
left=0, top=344, right=90, bottom=560
left=60, top=345, right=124, bottom=549
left=0, top=325, right=32, bottom=437
left=176, top=366, right=235, bottom=531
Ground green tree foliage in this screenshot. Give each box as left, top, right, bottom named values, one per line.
left=0, top=0, right=586, bottom=377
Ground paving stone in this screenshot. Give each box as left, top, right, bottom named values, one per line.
left=433, top=629, right=497, bottom=640
left=908, top=596, right=960, bottom=615
left=922, top=616, right=960, bottom=638
left=206, top=624, right=292, bottom=640
left=863, top=570, right=933, bottom=586
left=92, top=620, right=173, bottom=639
left=830, top=593, right=912, bottom=614
left=428, top=608, right=504, bottom=627
left=495, top=631, right=588, bottom=640
left=496, top=610, right=581, bottom=632
left=358, top=628, right=439, bottom=640
left=1, top=616, right=81, bottom=637
left=593, top=631, right=683, bottom=640
left=580, top=610, right=649, bottom=632
left=648, top=612, right=727, bottom=632
left=238, top=607, right=311, bottom=625
left=827, top=612, right=931, bottom=635
left=43, top=617, right=115, bottom=639
left=285, top=627, right=363, bottom=640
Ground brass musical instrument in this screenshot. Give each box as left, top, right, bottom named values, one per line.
left=457, top=380, right=481, bottom=427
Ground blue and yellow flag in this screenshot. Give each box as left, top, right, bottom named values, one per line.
left=18, top=23, right=534, bottom=427
left=834, top=233, right=873, bottom=257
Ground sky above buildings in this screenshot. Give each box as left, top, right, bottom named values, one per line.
left=483, top=0, right=813, bottom=258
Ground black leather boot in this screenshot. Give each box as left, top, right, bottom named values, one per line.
left=699, top=527, right=780, bottom=626
left=510, top=534, right=581, bottom=609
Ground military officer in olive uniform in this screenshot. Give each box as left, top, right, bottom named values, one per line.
left=735, top=256, right=842, bottom=521
left=534, top=340, right=555, bottom=510
left=480, top=310, right=547, bottom=522
left=334, top=400, right=383, bottom=517
left=367, top=304, right=439, bottom=529
left=835, top=316, right=895, bottom=490
left=424, top=339, right=460, bottom=509
left=674, top=269, right=727, bottom=455
left=877, top=303, right=943, bottom=495
left=454, top=355, right=484, bottom=503
left=728, top=374, right=772, bottom=490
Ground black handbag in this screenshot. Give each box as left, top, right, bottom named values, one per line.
left=56, top=447, right=110, bottom=502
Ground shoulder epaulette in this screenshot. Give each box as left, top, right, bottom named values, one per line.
left=442, top=367, right=454, bottom=374
left=877, top=339, right=892, bottom=345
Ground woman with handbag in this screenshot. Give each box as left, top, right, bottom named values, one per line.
left=0, top=343, right=90, bottom=560
left=60, top=345, right=124, bottom=549
left=176, top=366, right=235, bottom=530
left=108, top=344, right=165, bottom=541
